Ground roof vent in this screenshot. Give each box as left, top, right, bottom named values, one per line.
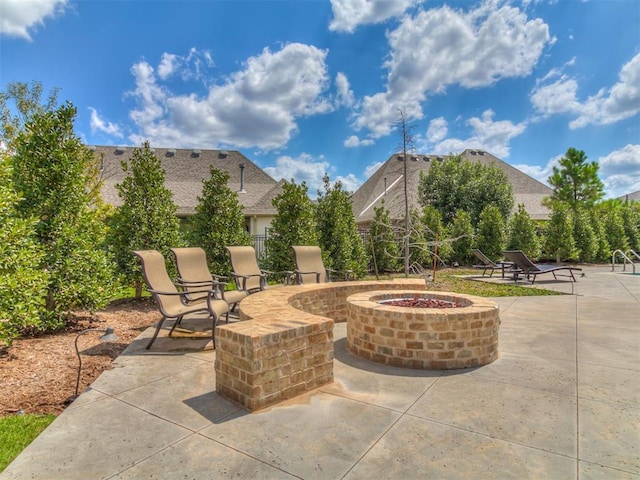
left=478, top=150, right=485, bottom=155
left=191, top=149, right=201, bottom=157
left=115, top=147, right=126, bottom=154
left=218, top=150, right=229, bottom=158
left=166, top=149, right=176, bottom=157
left=397, top=155, right=404, bottom=161
left=424, top=156, right=430, bottom=162
left=436, top=156, right=444, bottom=161
left=469, top=150, right=477, bottom=155
left=411, top=156, right=419, bottom=161
left=238, top=163, right=246, bottom=193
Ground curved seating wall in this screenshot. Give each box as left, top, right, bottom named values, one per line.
left=215, top=279, right=425, bottom=411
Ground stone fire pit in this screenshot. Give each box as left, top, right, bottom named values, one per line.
left=346, top=290, right=499, bottom=370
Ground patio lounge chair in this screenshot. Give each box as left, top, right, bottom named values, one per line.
left=471, top=248, right=512, bottom=278
left=503, top=250, right=582, bottom=284
left=133, top=250, right=229, bottom=349
left=226, top=246, right=276, bottom=293
left=292, top=246, right=353, bottom=284
left=171, top=247, right=247, bottom=312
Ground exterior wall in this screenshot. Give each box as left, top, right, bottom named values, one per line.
left=215, top=279, right=426, bottom=411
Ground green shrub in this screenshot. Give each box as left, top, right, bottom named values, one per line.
left=476, top=205, right=507, bottom=260
left=189, top=166, right=252, bottom=276
left=508, top=204, right=541, bottom=260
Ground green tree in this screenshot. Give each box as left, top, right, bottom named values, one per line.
left=264, top=180, right=317, bottom=276
left=0, top=156, right=49, bottom=346
left=316, top=174, right=367, bottom=278
left=572, top=207, right=598, bottom=262
left=508, top=204, right=541, bottom=260
left=109, top=141, right=183, bottom=297
left=11, top=103, right=116, bottom=318
left=418, top=155, right=514, bottom=225
left=621, top=203, right=640, bottom=253
left=447, top=209, right=475, bottom=265
left=547, top=147, right=604, bottom=211
left=0, top=81, right=59, bottom=146
left=543, top=202, right=576, bottom=262
left=368, top=201, right=400, bottom=273
left=406, top=208, right=431, bottom=268
left=189, top=166, right=252, bottom=276
left=476, top=205, right=507, bottom=261
left=590, top=209, right=611, bottom=262
left=598, top=202, right=629, bottom=254
left=420, top=205, right=452, bottom=266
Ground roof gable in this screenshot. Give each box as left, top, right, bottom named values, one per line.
left=94, top=146, right=279, bottom=216
left=352, top=149, right=553, bottom=224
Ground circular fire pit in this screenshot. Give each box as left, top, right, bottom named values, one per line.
left=346, top=290, right=499, bottom=370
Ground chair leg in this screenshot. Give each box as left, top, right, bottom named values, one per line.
left=211, top=314, right=220, bottom=349
left=146, top=316, right=168, bottom=350
left=168, top=315, right=183, bottom=337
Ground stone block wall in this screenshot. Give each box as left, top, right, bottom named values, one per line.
left=216, top=279, right=425, bottom=411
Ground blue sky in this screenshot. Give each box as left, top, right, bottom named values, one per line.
left=1, top=0, right=639, bottom=199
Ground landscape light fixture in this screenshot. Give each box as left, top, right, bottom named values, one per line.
left=73, top=327, right=118, bottom=399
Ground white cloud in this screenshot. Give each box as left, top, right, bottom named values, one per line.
left=263, top=153, right=331, bottom=197
left=334, top=173, right=362, bottom=193
left=127, top=44, right=332, bottom=150
left=89, top=107, right=123, bottom=138
left=263, top=153, right=364, bottom=196
left=532, top=53, right=640, bottom=129
left=530, top=76, right=581, bottom=116
left=157, top=53, right=178, bottom=80
left=599, top=144, right=640, bottom=198
left=570, top=53, right=640, bottom=129
left=364, top=160, right=385, bottom=178
left=353, top=1, right=552, bottom=137
left=513, top=155, right=559, bottom=186
left=329, top=0, right=422, bottom=33
left=0, top=0, right=67, bottom=40
left=335, top=72, right=355, bottom=107
left=426, top=117, right=448, bottom=143
left=344, top=135, right=374, bottom=147
left=423, top=110, right=526, bottom=158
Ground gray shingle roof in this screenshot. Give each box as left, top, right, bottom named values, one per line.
left=352, top=149, right=553, bottom=224
left=93, top=146, right=281, bottom=216
left=618, top=190, right=640, bottom=202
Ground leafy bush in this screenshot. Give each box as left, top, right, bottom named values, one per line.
left=476, top=205, right=507, bottom=261
left=109, top=141, right=184, bottom=296
left=447, top=210, right=475, bottom=265
left=316, top=174, right=367, bottom=278
left=368, top=201, right=400, bottom=273
left=543, top=202, right=576, bottom=262
left=189, top=166, right=252, bottom=276
left=0, top=158, right=49, bottom=346
left=265, top=180, right=317, bottom=276
left=11, top=103, right=116, bottom=319
left=508, top=204, right=541, bottom=260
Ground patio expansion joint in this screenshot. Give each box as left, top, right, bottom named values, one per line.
left=337, top=373, right=446, bottom=479
left=191, top=431, right=305, bottom=480
left=402, top=412, right=581, bottom=462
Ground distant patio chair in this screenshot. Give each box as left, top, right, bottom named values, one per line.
left=471, top=248, right=512, bottom=278
left=503, top=250, right=582, bottom=284
left=292, top=246, right=353, bottom=284
left=226, top=246, right=280, bottom=293
left=171, top=247, right=247, bottom=313
left=133, top=250, right=229, bottom=350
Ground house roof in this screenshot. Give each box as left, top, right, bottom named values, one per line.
left=619, top=190, right=640, bottom=202
left=352, top=149, right=553, bottom=224
left=93, top=146, right=282, bottom=216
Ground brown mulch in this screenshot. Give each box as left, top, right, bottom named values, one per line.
left=0, top=299, right=160, bottom=417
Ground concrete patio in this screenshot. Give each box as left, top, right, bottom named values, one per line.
left=2, top=265, right=638, bottom=479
